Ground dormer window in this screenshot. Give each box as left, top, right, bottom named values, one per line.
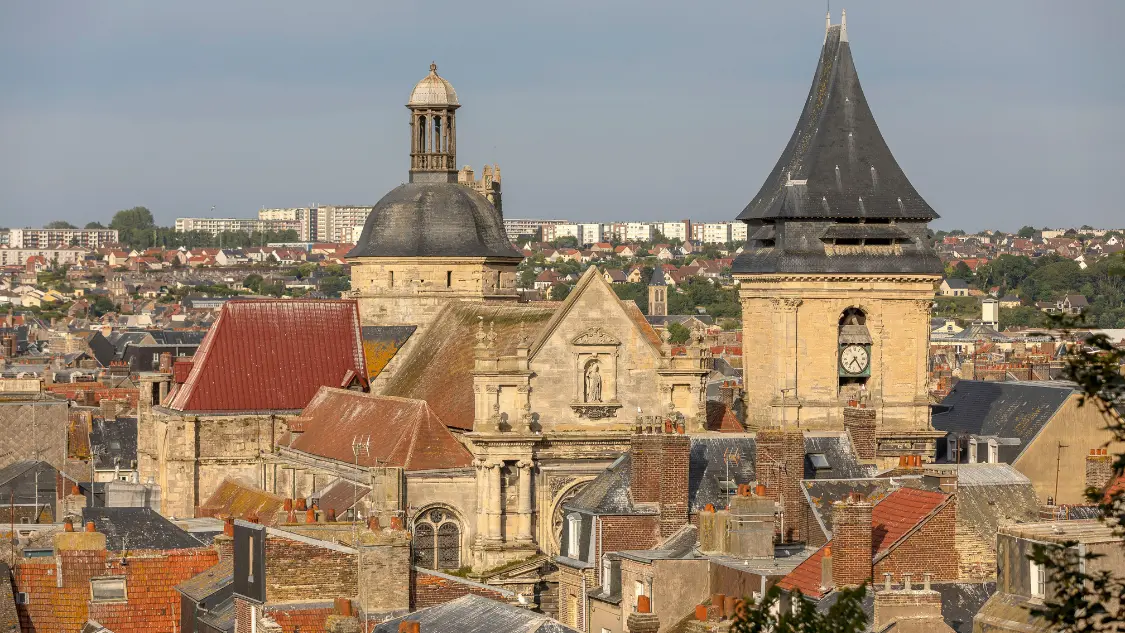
left=566, top=513, right=581, bottom=559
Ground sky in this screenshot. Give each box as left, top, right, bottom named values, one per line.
left=1, top=1, right=1122, bottom=233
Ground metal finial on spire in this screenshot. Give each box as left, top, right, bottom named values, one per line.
left=840, top=9, right=848, bottom=42
left=429, top=62, right=438, bottom=74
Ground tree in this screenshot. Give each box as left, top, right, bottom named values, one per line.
left=732, top=585, right=869, bottom=632
left=243, top=274, right=264, bottom=294
left=1017, top=226, right=1039, bottom=239
left=85, top=221, right=106, bottom=229
left=666, top=322, right=691, bottom=344
left=45, top=220, right=77, bottom=229
left=950, top=261, right=974, bottom=281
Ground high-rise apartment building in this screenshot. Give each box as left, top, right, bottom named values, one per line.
left=6, top=228, right=119, bottom=249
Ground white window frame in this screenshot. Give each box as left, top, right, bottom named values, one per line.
left=968, top=438, right=978, bottom=464
left=988, top=440, right=999, bottom=464
left=566, top=513, right=581, bottom=559
left=1030, top=560, right=1046, bottom=598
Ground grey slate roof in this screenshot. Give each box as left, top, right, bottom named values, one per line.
left=931, top=380, right=1076, bottom=462
left=955, top=464, right=1039, bottom=548
left=347, top=183, right=522, bottom=260
left=732, top=24, right=942, bottom=276
left=89, top=417, right=137, bottom=471
left=175, top=557, right=233, bottom=602
left=815, top=582, right=995, bottom=633
left=374, top=594, right=580, bottom=633
left=647, top=267, right=666, bottom=286
left=82, top=507, right=205, bottom=551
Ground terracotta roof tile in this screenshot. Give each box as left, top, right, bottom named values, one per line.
left=166, top=299, right=366, bottom=412
left=777, top=487, right=950, bottom=598
left=290, top=388, right=472, bottom=470
left=198, top=478, right=286, bottom=526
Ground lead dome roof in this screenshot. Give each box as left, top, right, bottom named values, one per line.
left=408, top=63, right=459, bottom=106
left=346, top=183, right=521, bottom=259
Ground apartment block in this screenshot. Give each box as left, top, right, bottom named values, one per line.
left=6, top=228, right=118, bottom=249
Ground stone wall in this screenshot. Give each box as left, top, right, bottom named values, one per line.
left=738, top=276, right=938, bottom=431
left=264, top=532, right=358, bottom=603
left=529, top=276, right=664, bottom=432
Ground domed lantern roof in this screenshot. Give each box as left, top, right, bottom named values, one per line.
left=408, top=63, right=459, bottom=107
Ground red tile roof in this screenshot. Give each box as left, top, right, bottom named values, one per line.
left=705, top=401, right=744, bottom=432
left=166, top=299, right=366, bottom=412
left=16, top=547, right=217, bottom=633
left=289, top=388, right=472, bottom=470
left=198, top=477, right=287, bottom=526
left=777, top=487, right=949, bottom=598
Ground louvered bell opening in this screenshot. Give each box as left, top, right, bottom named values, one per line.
left=838, top=323, right=872, bottom=345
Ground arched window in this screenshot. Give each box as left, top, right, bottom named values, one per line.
left=413, top=508, right=461, bottom=570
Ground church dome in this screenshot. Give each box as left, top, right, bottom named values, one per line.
left=408, top=63, right=459, bottom=106
left=346, top=183, right=521, bottom=259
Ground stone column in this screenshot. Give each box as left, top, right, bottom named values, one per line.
left=771, top=298, right=802, bottom=427
left=488, top=461, right=502, bottom=541
left=474, top=459, right=487, bottom=542
left=517, top=460, right=534, bottom=542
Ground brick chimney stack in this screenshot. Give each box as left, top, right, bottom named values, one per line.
left=873, top=572, right=945, bottom=631
left=1086, top=448, right=1113, bottom=492
left=831, top=495, right=873, bottom=588
left=630, top=421, right=691, bottom=538
left=842, top=406, right=876, bottom=461
left=754, top=429, right=805, bottom=542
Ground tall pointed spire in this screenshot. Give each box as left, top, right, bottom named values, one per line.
left=840, top=9, right=848, bottom=42
left=825, top=11, right=832, bottom=42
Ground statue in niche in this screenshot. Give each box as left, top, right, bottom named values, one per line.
left=584, top=360, right=603, bottom=403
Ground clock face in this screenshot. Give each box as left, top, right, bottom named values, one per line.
left=840, top=345, right=870, bottom=375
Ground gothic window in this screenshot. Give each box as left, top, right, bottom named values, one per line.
left=413, top=508, right=461, bottom=570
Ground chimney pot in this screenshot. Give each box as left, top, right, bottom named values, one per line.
left=695, top=604, right=708, bottom=621
left=637, top=595, right=652, bottom=614
left=398, top=622, right=420, bottom=633
left=903, top=573, right=912, bottom=591
left=306, top=508, right=316, bottom=523
left=391, top=516, right=404, bottom=530
left=754, top=483, right=766, bottom=497
left=334, top=597, right=353, bottom=616
left=712, top=594, right=726, bottom=615
left=283, top=498, right=293, bottom=511
left=883, top=572, right=892, bottom=591
left=64, top=518, right=74, bottom=532
left=85, top=521, right=95, bottom=532
left=224, top=517, right=235, bottom=537
left=368, top=517, right=381, bottom=531
left=327, top=508, right=337, bottom=522
left=247, top=512, right=259, bottom=524
left=295, top=498, right=307, bottom=511
left=923, top=572, right=932, bottom=591
left=705, top=503, right=715, bottom=512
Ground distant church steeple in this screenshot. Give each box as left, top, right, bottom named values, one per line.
left=408, top=63, right=460, bottom=183
left=648, top=268, right=667, bottom=317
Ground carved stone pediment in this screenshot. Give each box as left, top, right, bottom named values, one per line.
left=571, top=327, right=620, bottom=346
left=570, top=403, right=622, bottom=419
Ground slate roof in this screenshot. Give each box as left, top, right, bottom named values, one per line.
left=165, top=299, right=366, bottom=413
left=0, top=460, right=58, bottom=506
left=931, top=380, right=1076, bottom=461
left=373, top=594, right=580, bottom=633
left=288, top=388, right=472, bottom=470
left=732, top=22, right=941, bottom=276
left=815, top=582, right=995, bottom=633
left=198, top=478, right=286, bottom=526
left=569, top=433, right=869, bottom=516
left=380, top=301, right=558, bottom=430
left=955, top=464, right=1038, bottom=550
left=82, top=506, right=206, bottom=551
left=779, top=487, right=950, bottom=598
left=360, top=324, right=415, bottom=382
left=88, top=417, right=137, bottom=471
left=175, top=557, right=233, bottom=602
left=647, top=266, right=666, bottom=286
left=346, top=183, right=522, bottom=260
left=311, top=478, right=372, bottom=517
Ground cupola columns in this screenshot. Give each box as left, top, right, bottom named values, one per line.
left=408, top=63, right=460, bottom=184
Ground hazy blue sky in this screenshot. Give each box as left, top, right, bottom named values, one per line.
left=1, top=1, right=1121, bottom=232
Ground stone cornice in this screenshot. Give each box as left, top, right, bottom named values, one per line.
left=735, top=273, right=941, bottom=284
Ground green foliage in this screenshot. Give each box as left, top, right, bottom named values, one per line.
left=46, top=220, right=77, bottom=229
left=85, top=221, right=106, bottom=229
left=1017, top=226, right=1039, bottom=239
left=732, top=585, right=868, bottom=632
left=973, top=253, right=1125, bottom=327
left=999, top=306, right=1048, bottom=330
left=89, top=296, right=117, bottom=317
left=667, top=278, right=741, bottom=319
left=549, top=236, right=579, bottom=249
left=666, top=322, right=690, bottom=344
left=550, top=284, right=573, bottom=301
left=933, top=296, right=980, bottom=321
left=318, top=275, right=349, bottom=298
left=950, top=261, right=974, bottom=280
left=612, top=282, right=648, bottom=315
left=243, top=274, right=265, bottom=294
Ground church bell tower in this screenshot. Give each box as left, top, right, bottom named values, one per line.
left=732, top=13, right=943, bottom=458
left=408, top=63, right=460, bottom=183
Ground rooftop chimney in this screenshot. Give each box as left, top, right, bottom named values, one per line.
left=630, top=422, right=691, bottom=538
left=831, top=496, right=873, bottom=588
left=727, top=490, right=775, bottom=558
left=398, top=622, right=420, bottom=633
left=873, top=572, right=945, bottom=631
left=755, top=429, right=805, bottom=542
left=627, top=595, right=660, bottom=633
left=1087, top=448, right=1113, bottom=492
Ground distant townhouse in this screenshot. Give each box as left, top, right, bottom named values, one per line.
left=939, top=278, right=971, bottom=296
left=175, top=216, right=303, bottom=237
left=503, top=218, right=567, bottom=242
left=0, top=246, right=88, bottom=267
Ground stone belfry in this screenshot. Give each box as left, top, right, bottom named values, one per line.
left=732, top=12, right=943, bottom=457
left=409, top=63, right=460, bottom=183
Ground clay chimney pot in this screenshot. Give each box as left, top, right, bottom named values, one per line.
left=637, top=595, right=652, bottom=614
left=306, top=508, right=316, bottom=523
left=391, top=516, right=404, bottom=530
left=64, top=518, right=74, bottom=532
left=283, top=498, right=293, bottom=511
left=334, top=597, right=353, bottom=616
left=223, top=517, right=235, bottom=537
left=368, top=517, right=381, bottom=531
left=695, top=604, right=708, bottom=621
left=295, top=498, right=307, bottom=511
left=398, top=622, right=420, bottom=633
left=85, top=521, right=95, bottom=533
left=327, top=508, right=337, bottom=522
